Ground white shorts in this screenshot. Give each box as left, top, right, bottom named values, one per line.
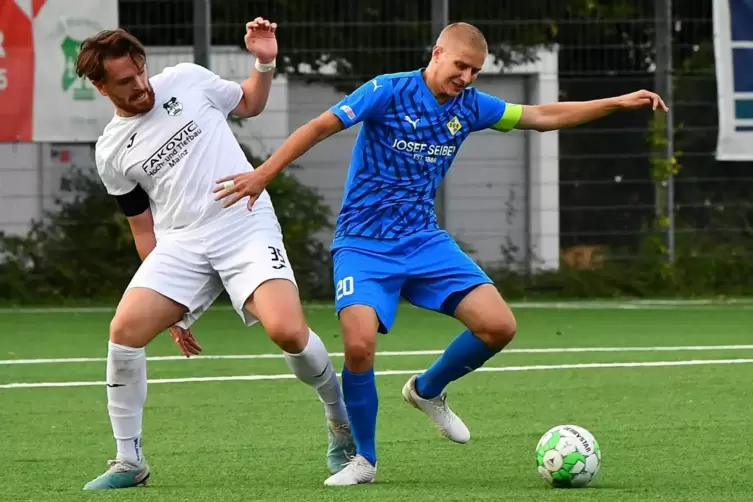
left=126, top=218, right=297, bottom=328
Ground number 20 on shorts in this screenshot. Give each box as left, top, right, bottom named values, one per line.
left=336, top=276, right=354, bottom=301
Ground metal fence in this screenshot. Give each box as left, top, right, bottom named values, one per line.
left=3, top=0, right=751, bottom=271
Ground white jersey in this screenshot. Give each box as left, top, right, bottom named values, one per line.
left=95, top=62, right=276, bottom=237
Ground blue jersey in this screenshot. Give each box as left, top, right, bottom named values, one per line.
left=329, top=69, right=522, bottom=246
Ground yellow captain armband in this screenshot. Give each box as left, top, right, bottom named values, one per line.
left=490, top=103, right=523, bottom=132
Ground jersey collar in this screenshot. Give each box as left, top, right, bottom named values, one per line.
left=414, top=68, right=457, bottom=111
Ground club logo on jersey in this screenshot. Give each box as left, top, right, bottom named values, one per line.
left=142, top=121, right=203, bottom=176
left=446, top=116, right=462, bottom=136
left=162, top=97, right=183, bottom=116
left=340, top=105, right=356, bottom=120
left=404, top=115, right=420, bottom=130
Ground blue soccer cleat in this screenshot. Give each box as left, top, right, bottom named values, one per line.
left=83, top=459, right=150, bottom=490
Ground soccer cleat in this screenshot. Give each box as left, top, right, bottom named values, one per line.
left=402, top=374, right=471, bottom=444
left=326, top=420, right=356, bottom=474
left=83, top=459, right=150, bottom=490
left=323, top=454, right=376, bottom=486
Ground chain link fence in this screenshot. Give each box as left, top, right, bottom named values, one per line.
left=2, top=0, right=750, bottom=297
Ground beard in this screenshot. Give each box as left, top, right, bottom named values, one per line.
left=115, top=84, right=156, bottom=116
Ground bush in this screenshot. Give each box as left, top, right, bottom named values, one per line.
left=0, top=142, right=335, bottom=304
left=487, top=226, right=753, bottom=300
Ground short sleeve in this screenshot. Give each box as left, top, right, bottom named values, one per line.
left=174, top=62, right=243, bottom=116
left=329, top=77, right=392, bottom=128
left=96, top=151, right=136, bottom=196
left=472, top=90, right=523, bottom=132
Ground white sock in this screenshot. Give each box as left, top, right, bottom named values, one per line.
left=284, top=330, right=349, bottom=424
left=107, top=341, right=147, bottom=465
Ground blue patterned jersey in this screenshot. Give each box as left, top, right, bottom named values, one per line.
left=329, top=69, right=522, bottom=245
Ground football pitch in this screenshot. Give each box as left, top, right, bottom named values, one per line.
left=2, top=299, right=753, bottom=501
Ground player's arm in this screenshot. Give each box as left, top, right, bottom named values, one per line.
left=96, top=151, right=155, bottom=260
left=253, top=111, right=344, bottom=182
left=252, top=78, right=391, bottom=182
left=175, top=19, right=278, bottom=118
left=232, top=59, right=275, bottom=118
left=474, top=89, right=667, bottom=133
left=232, top=18, right=278, bottom=118
left=231, top=66, right=274, bottom=118
left=117, top=186, right=202, bottom=356
left=515, top=90, right=668, bottom=132
left=214, top=77, right=391, bottom=208
left=114, top=186, right=155, bottom=261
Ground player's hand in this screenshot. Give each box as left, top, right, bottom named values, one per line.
left=244, top=17, right=277, bottom=63
left=616, top=90, right=669, bottom=112
left=214, top=169, right=269, bottom=210
left=169, top=325, right=202, bottom=358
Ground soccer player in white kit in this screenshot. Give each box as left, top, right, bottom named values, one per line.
left=74, top=20, right=354, bottom=490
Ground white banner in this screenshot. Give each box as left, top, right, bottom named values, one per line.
left=0, top=0, right=118, bottom=142
left=713, top=0, right=753, bottom=160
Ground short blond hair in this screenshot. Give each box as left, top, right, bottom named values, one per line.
left=436, top=22, right=488, bottom=53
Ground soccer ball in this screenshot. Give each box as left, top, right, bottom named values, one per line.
left=535, top=424, right=601, bottom=488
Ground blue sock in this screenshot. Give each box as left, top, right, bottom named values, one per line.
left=415, top=329, right=500, bottom=399
left=341, top=366, right=378, bottom=466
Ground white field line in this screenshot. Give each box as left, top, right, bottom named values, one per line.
left=3, top=358, right=753, bottom=389
left=3, top=344, right=753, bottom=366
left=1, top=298, right=753, bottom=314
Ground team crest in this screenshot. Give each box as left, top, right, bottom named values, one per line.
left=163, top=97, right=183, bottom=116
left=446, top=116, right=462, bottom=136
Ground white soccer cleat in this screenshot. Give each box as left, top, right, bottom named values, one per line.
left=323, top=454, right=377, bottom=486
left=402, top=374, right=471, bottom=444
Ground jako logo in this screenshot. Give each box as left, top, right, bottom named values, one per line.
left=142, top=121, right=202, bottom=176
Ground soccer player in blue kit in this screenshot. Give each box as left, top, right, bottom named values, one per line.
left=215, top=22, right=668, bottom=486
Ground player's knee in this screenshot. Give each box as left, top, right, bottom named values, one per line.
left=477, top=313, right=517, bottom=349
left=109, top=315, right=150, bottom=348
left=264, top=318, right=308, bottom=353
left=339, top=305, right=380, bottom=372
left=343, top=336, right=375, bottom=372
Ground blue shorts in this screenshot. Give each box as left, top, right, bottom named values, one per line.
left=332, top=230, right=493, bottom=334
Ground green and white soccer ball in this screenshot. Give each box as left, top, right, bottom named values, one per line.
left=535, top=424, right=601, bottom=488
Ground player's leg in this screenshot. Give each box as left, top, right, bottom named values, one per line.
left=323, top=247, right=403, bottom=486
left=400, top=231, right=516, bottom=443
left=243, top=277, right=354, bottom=474
left=413, top=283, right=515, bottom=397
left=84, top=240, right=220, bottom=490
left=213, top=230, right=353, bottom=474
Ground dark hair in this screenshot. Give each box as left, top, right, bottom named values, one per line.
left=75, top=28, right=146, bottom=84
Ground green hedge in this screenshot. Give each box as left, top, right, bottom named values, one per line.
left=489, top=228, right=753, bottom=300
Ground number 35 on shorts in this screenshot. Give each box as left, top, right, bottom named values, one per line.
left=268, top=246, right=287, bottom=270
left=336, top=276, right=354, bottom=301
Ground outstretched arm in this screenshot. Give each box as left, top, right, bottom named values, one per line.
left=215, top=76, right=392, bottom=209
left=515, top=90, right=668, bottom=132
left=254, top=111, right=344, bottom=182
left=213, top=111, right=344, bottom=208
